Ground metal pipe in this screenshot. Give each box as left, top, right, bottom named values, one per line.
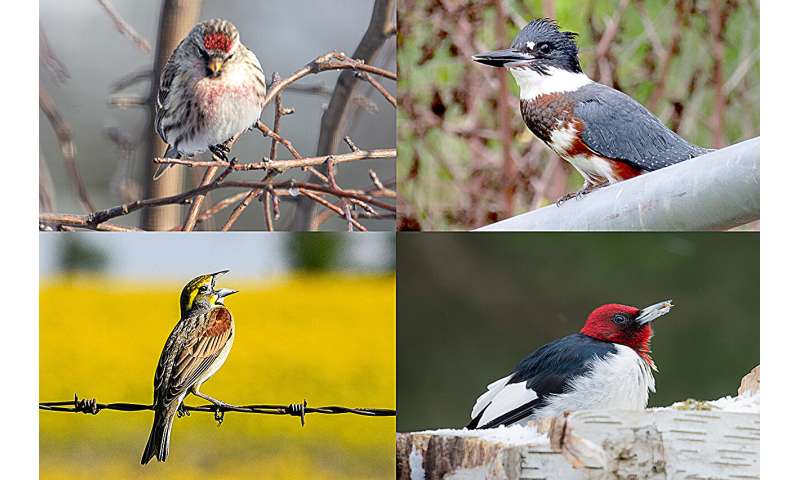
left=475, top=137, right=760, bottom=231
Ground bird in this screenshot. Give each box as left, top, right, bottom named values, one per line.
left=467, top=300, right=673, bottom=429
left=141, top=270, right=238, bottom=464
left=153, top=18, right=267, bottom=180
left=472, top=18, right=711, bottom=204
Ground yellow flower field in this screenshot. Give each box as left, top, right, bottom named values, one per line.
left=40, top=274, right=396, bottom=479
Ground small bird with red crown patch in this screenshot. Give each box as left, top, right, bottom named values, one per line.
left=467, top=300, right=673, bottom=429
left=153, top=19, right=267, bottom=180
left=473, top=18, right=710, bottom=204
left=141, top=270, right=238, bottom=464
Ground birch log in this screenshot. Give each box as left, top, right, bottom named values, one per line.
left=397, top=408, right=759, bottom=480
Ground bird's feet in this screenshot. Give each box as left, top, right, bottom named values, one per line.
left=556, top=182, right=609, bottom=206
left=177, top=403, right=190, bottom=418
left=209, top=143, right=231, bottom=162
left=556, top=192, right=578, bottom=207
left=576, top=181, right=608, bottom=200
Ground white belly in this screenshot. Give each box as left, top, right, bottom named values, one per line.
left=548, top=125, right=618, bottom=186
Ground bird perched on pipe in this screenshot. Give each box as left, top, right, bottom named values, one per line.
left=153, top=19, right=267, bottom=180
left=467, top=300, right=673, bottom=429
left=473, top=19, right=710, bottom=204
left=141, top=270, right=238, bottom=464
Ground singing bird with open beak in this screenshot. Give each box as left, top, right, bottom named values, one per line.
left=141, top=270, right=238, bottom=464
left=468, top=300, right=673, bottom=429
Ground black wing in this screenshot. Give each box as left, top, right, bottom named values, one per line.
left=469, top=333, right=615, bottom=429
left=573, top=83, right=710, bottom=171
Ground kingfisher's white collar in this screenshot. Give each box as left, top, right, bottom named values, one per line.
left=510, top=66, right=592, bottom=101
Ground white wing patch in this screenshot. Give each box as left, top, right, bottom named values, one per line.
left=470, top=374, right=538, bottom=428
left=471, top=374, right=512, bottom=418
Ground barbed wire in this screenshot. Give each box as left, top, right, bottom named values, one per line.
left=40, top=394, right=395, bottom=427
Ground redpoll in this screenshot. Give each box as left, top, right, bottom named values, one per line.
left=153, top=19, right=266, bottom=180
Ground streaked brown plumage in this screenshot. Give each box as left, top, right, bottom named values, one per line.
left=141, top=271, right=237, bottom=464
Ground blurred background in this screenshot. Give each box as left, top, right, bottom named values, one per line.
left=396, top=233, right=759, bottom=431
left=40, top=233, right=395, bottom=479
left=40, top=0, right=396, bottom=231
left=397, top=0, right=760, bottom=230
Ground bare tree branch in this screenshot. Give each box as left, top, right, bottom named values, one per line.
left=39, top=87, right=95, bottom=213
left=97, top=0, right=152, bottom=52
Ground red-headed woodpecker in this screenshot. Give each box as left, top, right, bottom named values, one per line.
left=467, top=300, right=673, bottom=429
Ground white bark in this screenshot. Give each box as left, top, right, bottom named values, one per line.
left=397, top=408, right=760, bottom=480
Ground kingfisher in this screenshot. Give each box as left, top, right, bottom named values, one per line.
left=473, top=19, right=710, bottom=204
left=467, top=300, right=673, bottom=429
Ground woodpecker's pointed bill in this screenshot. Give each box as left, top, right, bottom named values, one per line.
left=472, top=18, right=711, bottom=203
left=467, top=301, right=673, bottom=430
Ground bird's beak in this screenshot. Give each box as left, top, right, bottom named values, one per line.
left=209, top=270, right=229, bottom=288
left=636, top=300, right=674, bottom=325
left=215, top=288, right=238, bottom=304
left=472, top=48, right=535, bottom=68
left=216, top=288, right=238, bottom=298
left=208, top=56, right=223, bottom=77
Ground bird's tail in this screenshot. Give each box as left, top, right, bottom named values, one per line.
left=141, top=409, right=175, bottom=464
left=152, top=145, right=180, bottom=181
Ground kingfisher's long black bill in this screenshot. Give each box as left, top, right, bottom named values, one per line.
left=472, top=48, right=534, bottom=68
left=636, top=300, right=673, bottom=325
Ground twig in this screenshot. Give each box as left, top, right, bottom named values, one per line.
left=356, top=72, right=397, bottom=107
left=39, top=214, right=140, bottom=232
left=39, top=27, right=70, bottom=83
left=263, top=51, right=396, bottom=109
left=182, top=166, right=218, bottom=231
left=97, top=0, right=151, bottom=52
left=293, top=0, right=397, bottom=229
left=40, top=176, right=395, bottom=232
left=154, top=148, right=396, bottom=172
left=262, top=189, right=274, bottom=231
left=40, top=87, right=95, bottom=213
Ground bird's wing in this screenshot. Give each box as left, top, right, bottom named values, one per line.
left=469, top=333, right=615, bottom=429
left=572, top=84, right=710, bottom=171
left=156, top=307, right=233, bottom=407
left=154, top=42, right=184, bottom=143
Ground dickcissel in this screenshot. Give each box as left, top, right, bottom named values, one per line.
left=141, top=270, right=237, bottom=464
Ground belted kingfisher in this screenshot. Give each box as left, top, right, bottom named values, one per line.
left=467, top=300, right=673, bottom=429
left=473, top=19, right=710, bottom=203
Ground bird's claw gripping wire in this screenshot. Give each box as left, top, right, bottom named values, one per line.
left=177, top=403, right=190, bottom=418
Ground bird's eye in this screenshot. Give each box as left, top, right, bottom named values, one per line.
left=199, top=285, right=209, bottom=293
left=197, top=47, right=209, bottom=60
left=612, top=314, right=626, bottom=324
left=539, top=43, right=552, bottom=54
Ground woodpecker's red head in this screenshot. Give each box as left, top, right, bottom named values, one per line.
left=580, top=301, right=673, bottom=367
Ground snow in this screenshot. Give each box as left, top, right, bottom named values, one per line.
left=417, top=424, right=550, bottom=446
left=659, top=391, right=760, bottom=413
left=703, top=391, right=760, bottom=413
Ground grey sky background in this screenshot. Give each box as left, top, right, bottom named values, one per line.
left=40, top=0, right=396, bottom=230
left=39, top=233, right=394, bottom=279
